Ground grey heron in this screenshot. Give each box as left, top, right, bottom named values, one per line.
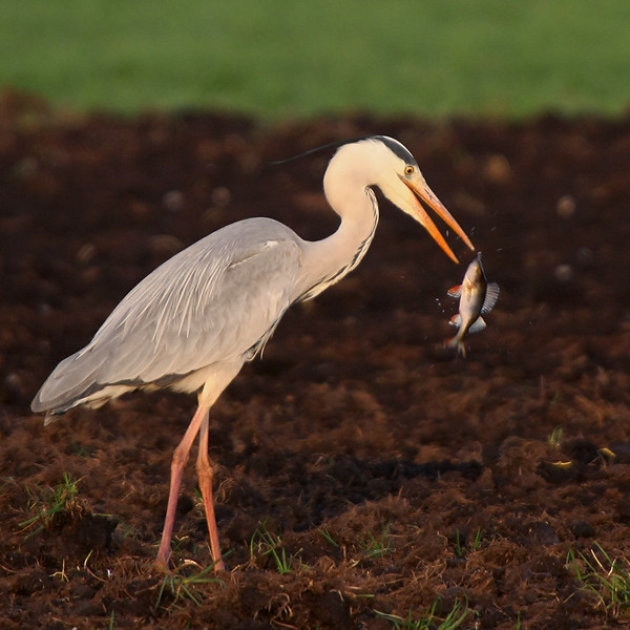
left=31, top=135, right=474, bottom=572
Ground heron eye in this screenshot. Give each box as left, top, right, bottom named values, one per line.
left=404, top=165, right=415, bottom=177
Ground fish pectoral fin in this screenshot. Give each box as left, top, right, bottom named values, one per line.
left=481, top=283, right=500, bottom=314
left=447, top=285, right=462, bottom=298
left=468, top=317, right=487, bottom=334
left=449, top=314, right=462, bottom=327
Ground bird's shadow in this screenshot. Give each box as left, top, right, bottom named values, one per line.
left=216, top=450, right=483, bottom=534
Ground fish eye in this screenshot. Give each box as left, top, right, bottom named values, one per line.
left=404, top=165, right=415, bottom=177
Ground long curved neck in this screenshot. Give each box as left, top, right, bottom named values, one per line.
left=294, top=173, right=379, bottom=302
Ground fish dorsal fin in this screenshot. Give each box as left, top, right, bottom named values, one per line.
left=468, top=317, right=487, bottom=334
left=447, top=285, right=462, bottom=298
left=449, top=313, right=462, bottom=328
left=481, top=282, right=500, bottom=314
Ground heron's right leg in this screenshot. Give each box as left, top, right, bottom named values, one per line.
left=197, top=411, right=225, bottom=571
left=156, top=402, right=210, bottom=568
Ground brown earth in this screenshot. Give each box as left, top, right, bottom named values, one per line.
left=2, top=90, right=630, bottom=629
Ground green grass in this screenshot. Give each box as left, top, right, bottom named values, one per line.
left=375, top=597, right=472, bottom=630
left=1, top=0, right=630, bottom=118
left=547, top=426, right=565, bottom=448
left=566, top=543, right=630, bottom=617
left=19, top=473, right=83, bottom=537
left=155, top=559, right=224, bottom=610
left=453, top=528, right=483, bottom=558
left=362, top=522, right=394, bottom=560
left=249, top=522, right=302, bottom=574
left=319, top=527, right=340, bottom=549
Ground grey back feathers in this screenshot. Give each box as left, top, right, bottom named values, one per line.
left=32, top=218, right=305, bottom=413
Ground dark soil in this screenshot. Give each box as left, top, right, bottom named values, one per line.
left=2, top=90, right=630, bottom=629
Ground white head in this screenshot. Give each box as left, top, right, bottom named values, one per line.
left=324, top=136, right=474, bottom=263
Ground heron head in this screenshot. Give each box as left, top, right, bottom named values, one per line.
left=371, top=136, right=475, bottom=263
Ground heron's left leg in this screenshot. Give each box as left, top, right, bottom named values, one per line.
left=156, top=402, right=210, bottom=568
left=197, top=411, right=225, bottom=572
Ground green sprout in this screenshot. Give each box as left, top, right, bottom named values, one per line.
left=375, top=597, right=472, bottom=630
left=566, top=543, right=630, bottom=617
left=363, top=522, right=393, bottom=559
left=249, top=522, right=301, bottom=574
left=155, top=559, right=224, bottom=609
left=19, top=473, right=83, bottom=537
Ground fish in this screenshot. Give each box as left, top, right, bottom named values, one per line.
left=445, top=253, right=499, bottom=356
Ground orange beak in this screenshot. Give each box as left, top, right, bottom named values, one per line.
left=403, top=177, right=474, bottom=263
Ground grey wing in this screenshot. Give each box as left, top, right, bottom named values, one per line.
left=32, top=218, right=304, bottom=412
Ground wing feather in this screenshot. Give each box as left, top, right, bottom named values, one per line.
left=32, top=218, right=304, bottom=412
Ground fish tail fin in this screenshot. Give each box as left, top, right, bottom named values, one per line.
left=445, top=334, right=467, bottom=357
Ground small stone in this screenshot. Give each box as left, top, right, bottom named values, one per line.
left=76, top=242, right=96, bottom=264
left=483, top=154, right=512, bottom=184
left=211, top=186, right=231, bottom=207
left=554, top=264, right=573, bottom=282
left=557, top=195, right=576, bottom=218
left=163, top=190, right=185, bottom=212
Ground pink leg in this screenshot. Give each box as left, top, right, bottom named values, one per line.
left=197, top=413, right=226, bottom=571
left=156, top=403, right=210, bottom=568
left=155, top=360, right=243, bottom=570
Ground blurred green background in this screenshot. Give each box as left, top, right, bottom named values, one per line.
left=1, top=0, right=629, bottom=119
